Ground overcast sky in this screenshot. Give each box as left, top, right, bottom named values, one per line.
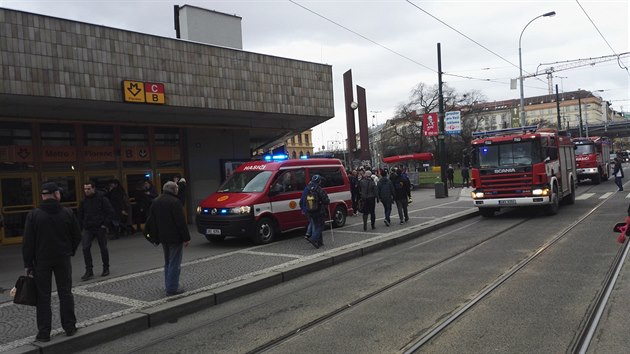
left=2, top=0, right=629, bottom=151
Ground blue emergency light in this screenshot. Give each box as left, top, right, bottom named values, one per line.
left=263, top=154, right=289, bottom=162
left=299, top=155, right=309, bottom=159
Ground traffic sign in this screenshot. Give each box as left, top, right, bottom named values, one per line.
left=123, top=80, right=145, bottom=103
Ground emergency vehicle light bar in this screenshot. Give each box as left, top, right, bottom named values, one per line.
left=472, top=125, right=539, bottom=138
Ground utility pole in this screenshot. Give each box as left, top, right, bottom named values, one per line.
left=555, top=84, right=561, bottom=131
left=578, top=94, right=584, bottom=137
left=437, top=43, right=447, bottom=197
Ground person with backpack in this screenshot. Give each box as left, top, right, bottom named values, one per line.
left=359, top=170, right=379, bottom=231
left=78, top=181, right=114, bottom=281
left=390, top=168, right=411, bottom=224
left=299, top=174, right=330, bottom=249
left=377, top=169, right=396, bottom=227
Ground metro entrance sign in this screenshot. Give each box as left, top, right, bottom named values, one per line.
left=122, top=80, right=165, bottom=104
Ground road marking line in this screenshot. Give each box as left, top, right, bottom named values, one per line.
left=576, top=193, right=594, bottom=200
left=600, top=192, right=614, bottom=199
left=239, top=250, right=302, bottom=258
left=73, top=288, right=147, bottom=307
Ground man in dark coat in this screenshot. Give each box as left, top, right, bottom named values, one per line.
left=390, top=168, right=411, bottom=224
left=78, top=181, right=114, bottom=280
left=106, top=179, right=130, bottom=239
left=377, top=169, right=396, bottom=226
left=173, top=175, right=187, bottom=206
left=299, top=175, right=330, bottom=249
left=149, top=181, right=191, bottom=296
left=23, top=182, right=81, bottom=342
left=359, top=170, right=379, bottom=231
left=349, top=170, right=360, bottom=215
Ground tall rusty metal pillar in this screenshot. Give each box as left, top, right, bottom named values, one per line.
left=343, top=70, right=357, bottom=163
left=357, top=85, right=371, bottom=163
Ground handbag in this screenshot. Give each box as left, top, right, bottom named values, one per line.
left=13, top=275, right=37, bottom=306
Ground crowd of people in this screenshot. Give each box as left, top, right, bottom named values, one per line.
left=348, top=166, right=413, bottom=230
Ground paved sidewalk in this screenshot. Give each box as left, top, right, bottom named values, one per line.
left=0, top=188, right=476, bottom=353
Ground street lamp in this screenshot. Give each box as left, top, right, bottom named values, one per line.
left=518, top=11, right=556, bottom=127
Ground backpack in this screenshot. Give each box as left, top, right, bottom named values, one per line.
left=143, top=212, right=160, bottom=246
left=305, top=187, right=320, bottom=213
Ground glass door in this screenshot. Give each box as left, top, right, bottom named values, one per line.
left=83, top=171, right=119, bottom=194
left=123, top=170, right=155, bottom=232
left=0, top=173, right=37, bottom=245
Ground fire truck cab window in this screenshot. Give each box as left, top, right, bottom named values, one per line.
left=474, top=141, right=542, bottom=168
left=575, top=144, right=595, bottom=155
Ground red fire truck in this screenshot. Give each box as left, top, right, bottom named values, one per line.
left=572, top=136, right=611, bottom=184
left=469, top=125, right=577, bottom=217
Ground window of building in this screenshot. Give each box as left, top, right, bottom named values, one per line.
left=154, top=127, right=179, bottom=146
left=84, top=125, right=114, bottom=147
left=297, top=134, right=302, bottom=144
left=41, top=124, right=75, bottom=146
left=120, top=126, right=148, bottom=146
left=304, top=134, right=309, bottom=144
left=0, top=123, right=32, bottom=146
left=291, top=151, right=297, bottom=159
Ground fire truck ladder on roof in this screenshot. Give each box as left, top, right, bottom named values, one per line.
left=472, top=125, right=539, bottom=138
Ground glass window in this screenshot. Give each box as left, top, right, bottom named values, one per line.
left=84, top=125, right=113, bottom=147
left=309, top=167, right=344, bottom=187
left=154, top=127, right=179, bottom=146
left=472, top=141, right=542, bottom=168
left=217, top=171, right=273, bottom=193
left=0, top=123, right=32, bottom=145
left=304, top=134, right=309, bottom=144
left=270, top=169, right=306, bottom=193
left=575, top=144, right=595, bottom=155
left=121, top=126, right=148, bottom=147
left=298, top=135, right=302, bottom=144
left=41, top=124, right=75, bottom=146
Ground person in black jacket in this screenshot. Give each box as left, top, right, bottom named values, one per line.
left=23, top=182, right=81, bottom=342
left=78, top=181, right=114, bottom=281
left=106, top=179, right=130, bottom=239
left=359, top=170, right=379, bottom=231
left=390, top=168, right=411, bottom=224
left=613, top=157, right=624, bottom=191
left=149, top=181, right=191, bottom=296
left=377, top=170, right=396, bottom=227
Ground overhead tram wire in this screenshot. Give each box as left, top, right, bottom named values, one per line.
left=288, top=0, right=509, bottom=84
left=288, top=0, right=436, bottom=73
left=575, top=0, right=630, bottom=76
left=404, top=0, right=548, bottom=85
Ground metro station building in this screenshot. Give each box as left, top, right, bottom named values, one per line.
left=0, top=7, right=334, bottom=245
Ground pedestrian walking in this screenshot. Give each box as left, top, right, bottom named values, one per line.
left=446, top=164, right=455, bottom=189
left=613, top=157, right=624, bottom=191
left=132, top=179, right=157, bottom=233
left=300, top=175, right=330, bottom=249
left=391, top=168, right=411, bottom=224
left=23, top=182, right=81, bottom=342
left=359, top=170, right=379, bottom=231
left=461, top=165, right=470, bottom=188
left=78, top=181, right=114, bottom=281
left=149, top=181, right=191, bottom=296
left=377, top=169, right=396, bottom=226
left=106, top=179, right=130, bottom=239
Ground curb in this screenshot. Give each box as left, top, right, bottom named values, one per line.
left=11, top=208, right=479, bottom=353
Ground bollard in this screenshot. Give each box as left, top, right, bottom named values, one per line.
left=434, top=182, right=446, bottom=198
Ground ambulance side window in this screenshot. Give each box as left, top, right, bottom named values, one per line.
left=310, top=167, right=343, bottom=187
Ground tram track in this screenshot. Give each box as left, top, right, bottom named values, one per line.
left=110, top=182, right=621, bottom=354
left=121, top=217, right=532, bottom=354
left=402, top=192, right=618, bottom=353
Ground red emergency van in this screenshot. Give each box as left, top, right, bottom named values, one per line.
left=196, top=158, right=352, bottom=244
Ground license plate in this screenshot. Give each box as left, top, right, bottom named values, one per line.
left=206, top=228, right=221, bottom=235
left=499, top=200, right=516, bottom=205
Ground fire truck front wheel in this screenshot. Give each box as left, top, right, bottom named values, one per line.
left=545, top=184, right=560, bottom=215
left=479, top=208, right=497, bottom=217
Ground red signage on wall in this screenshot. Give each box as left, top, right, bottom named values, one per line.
left=42, top=146, right=77, bottom=162
left=84, top=147, right=115, bottom=162
left=0, top=145, right=34, bottom=162
left=121, top=146, right=151, bottom=161
left=423, top=113, right=438, bottom=136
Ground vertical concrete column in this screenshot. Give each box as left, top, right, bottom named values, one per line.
left=343, top=70, right=357, bottom=161
left=357, top=86, right=371, bottom=162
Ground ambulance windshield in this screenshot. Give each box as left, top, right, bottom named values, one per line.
left=217, top=171, right=273, bottom=193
